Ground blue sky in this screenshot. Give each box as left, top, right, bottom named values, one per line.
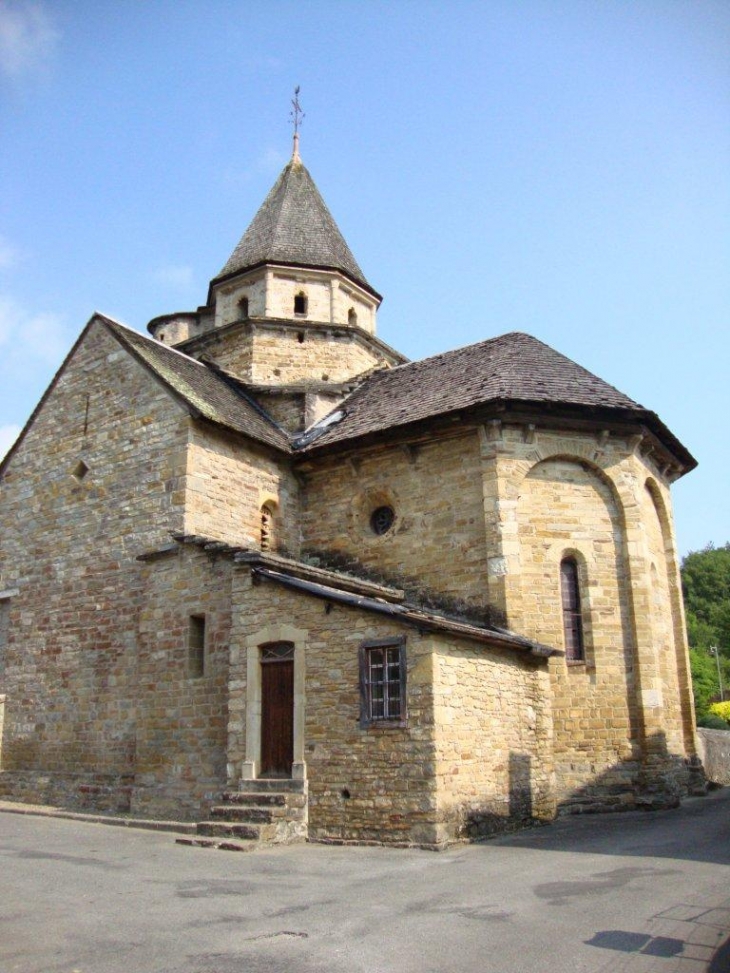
left=0, top=0, right=728, bottom=556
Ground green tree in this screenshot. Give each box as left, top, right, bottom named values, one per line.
left=682, top=543, right=730, bottom=719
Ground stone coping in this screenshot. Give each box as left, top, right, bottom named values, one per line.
left=0, top=800, right=196, bottom=835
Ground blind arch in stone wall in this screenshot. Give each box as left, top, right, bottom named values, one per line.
left=642, top=477, right=694, bottom=755
left=516, top=455, right=640, bottom=803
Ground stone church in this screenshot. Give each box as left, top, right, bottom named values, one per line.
left=0, top=135, right=703, bottom=848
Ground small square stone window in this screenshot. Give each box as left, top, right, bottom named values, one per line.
left=72, top=460, right=89, bottom=482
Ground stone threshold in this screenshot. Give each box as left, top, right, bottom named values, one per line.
left=0, top=800, right=196, bottom=835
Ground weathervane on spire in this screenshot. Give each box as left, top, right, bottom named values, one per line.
left=290, top=85, right=304, bottom=162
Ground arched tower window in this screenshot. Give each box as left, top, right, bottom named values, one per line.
left=294, top=291, right=307, bottom=316
left=348, top=307, right=357, bottom=326
left=560, top=557, right=585, bottom=662
left=238, top=295, right=249, bottom=318
left=261, top=504, right=275, bottom=551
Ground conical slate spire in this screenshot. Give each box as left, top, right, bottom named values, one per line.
left=212, top=158, right=377, bottom=297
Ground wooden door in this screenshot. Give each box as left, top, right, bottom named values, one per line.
left=260, top=646, right=294, bottom=778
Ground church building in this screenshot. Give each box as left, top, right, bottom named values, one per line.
left=0, top=129, right=703, bottom=848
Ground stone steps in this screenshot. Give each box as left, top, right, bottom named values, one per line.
left=175, top=836, right=256, bottom=852
left=177, top=778, right=308, bottom=852
left=210, top=805, right=282, bottom=824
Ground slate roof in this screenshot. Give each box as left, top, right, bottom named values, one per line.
left=300, top=331, right=694, bottom=466
left=102, top=317, right=291, bottom=452
left=212, top=159, right=377, bottom=297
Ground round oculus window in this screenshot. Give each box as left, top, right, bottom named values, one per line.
left=370, top=505, right=395, bottom=536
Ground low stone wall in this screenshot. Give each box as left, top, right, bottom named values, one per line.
left=697, top=729, right=730, bottom=786
left=0, top=770, right=134, bottom=814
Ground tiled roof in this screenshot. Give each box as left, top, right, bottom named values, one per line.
left=102, top=317, right=291, bottom=452
left=212, top=159, right=376, bottom=296
left=300, top=331, right=659, bottom=450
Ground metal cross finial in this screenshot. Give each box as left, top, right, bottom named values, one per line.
left=290, top=86, right=304, bottom=161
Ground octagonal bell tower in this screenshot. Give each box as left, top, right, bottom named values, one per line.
left=148, top=110, right=402, bottom=406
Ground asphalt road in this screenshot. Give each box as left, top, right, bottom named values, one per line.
left=1, top=789, right=729, bottom=973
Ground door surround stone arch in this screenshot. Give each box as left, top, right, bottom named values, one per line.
left=242, top=623, right=307, bottom=781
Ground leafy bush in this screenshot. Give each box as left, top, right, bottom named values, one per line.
left=698, top=714, right=730, bottom=730
left=682, top=544, right=730, bottom=718
left=709, top=701, right=730, bottom=723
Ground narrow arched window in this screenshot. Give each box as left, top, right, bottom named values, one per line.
left=560, top=558, right=584, bottom=662
left=294, top=291, right=307, bottom=315
left=261, top=504, right=275, bottom=551
left=348, top=307, right=357, bottom=326
left=238, top=295, right=249, bottom=318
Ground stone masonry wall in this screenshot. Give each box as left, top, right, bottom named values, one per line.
left=184, top=423, right=300, bottom=555
left=516, top=456, right=640, bottom=805
left=133, top=546, right=233, bottom=820
left=641, top=481, right=684, bottom=756
left=301, top=431, right=491, bottom=606
left=251, top=391, right=306, bottom=434
left=0, top=320, right=189, bottom=808
left=479, top=422, right=696, bottom=807
left=185, top=322, right=255, bottom=380
left=213, top=273, right=267, bottom=328
left=248, top=326, right=384, bottom=387
left=431, top=639, right=555, bottom=843
left=229, top=573, right=440, bottom=846
left=214, top=268, right=377, bottom=333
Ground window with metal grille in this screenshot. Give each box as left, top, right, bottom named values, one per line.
left=359, top=638, right=406, bottom=726
left=188, top=615, right=206, bottom=678
left=260, top=641, right=294, bottom=663
left=560, top=558, right=585, bottom=662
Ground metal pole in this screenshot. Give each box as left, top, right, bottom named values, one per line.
left=711, top=646, right=724, bottom=702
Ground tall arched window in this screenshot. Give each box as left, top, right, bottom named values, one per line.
left=261, top=504, right=275, bottom=551
left=560, top=557, right=585, bottom=662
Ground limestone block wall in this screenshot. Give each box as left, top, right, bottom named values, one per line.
left=213, top=272, right=267, bottom=328
left=251, top=390, right=306, bottom=434
left=266, top=270, right=335, bottom=323
left=184, top=318, right=385, bottom=390
left=301, top=431, right=491, bottom=605
left=214, top=268, right=377, bottom=333
left=479, top=422, right=696, bottom=806
left=184, top=322, right=255, bottom=381
left=515, top=454, right=639, bottom=802
left=229, top=574, right=440, bottom=846
left=247, top=325, right=384, bottom=387
left=184, top=423, right=300, bottom=554
left=0, top=321, right=189, bottom=804
left=431, top=639, right=555, bottom=843
left=133, top=547, right=232, bottom=820
left=331, top=280, right=377, bottom=334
